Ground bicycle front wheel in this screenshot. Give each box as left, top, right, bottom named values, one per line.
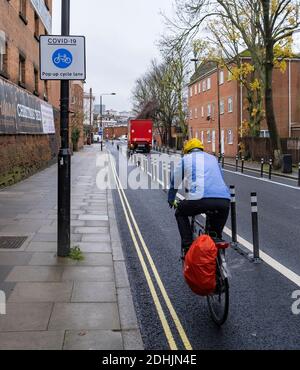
left=207, top=274, right=229, bottom=326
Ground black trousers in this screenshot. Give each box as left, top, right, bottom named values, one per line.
left=175, top=198, right=230, bottom=249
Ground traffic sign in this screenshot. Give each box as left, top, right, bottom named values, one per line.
left=39, top=35, right=86, bottom=80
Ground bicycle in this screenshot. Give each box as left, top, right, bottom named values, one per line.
left=180, top=208, right=230, bottom=326
left=54, top=54, right=72, bottom=65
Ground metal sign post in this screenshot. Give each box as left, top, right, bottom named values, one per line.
left=39, top=0, right=85, bottom=257
left=57, top=0, right=71, bottom=257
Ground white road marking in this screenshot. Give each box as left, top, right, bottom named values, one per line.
left=224, top=169, right=300, bottom=190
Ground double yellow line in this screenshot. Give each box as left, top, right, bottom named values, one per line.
left=109, top=154, right=192, bottom=351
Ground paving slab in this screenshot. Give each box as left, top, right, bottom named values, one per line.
left=79, top=215, right=109, bottom=221
left=0, top=302, right=53, bottom=332
left=0, top=331, right=65, bottom=350
left=71, top=282, right=116, bottom=303
left=77, top=242, right=111, bottom=253
left=73, top=227, right=109, bottom=234
left=0, top=252, right=33, bottom=266
left=5, top=266, right=63, bottom=282
left=63, top=330, right=123, bottom=350
left=62, top=266, right=114, bottom=282
left=76, top=253, right=113, bottom=266
left=28, top=252, right=77, bottom=266
left=8, top=282, right=73, bottom=302
left=81, top=234, right=111, bottom=243
left=26, top=242, right=57, bottom=252
left=48, top=303, right=120, bottom=331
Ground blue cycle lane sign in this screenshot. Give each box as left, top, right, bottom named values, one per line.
left=40, top=35, right=86, bottom=80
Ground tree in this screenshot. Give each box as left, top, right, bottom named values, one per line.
left=168, top=0, right=300, bottom=167
left=132, top=60, right=178, bottom=146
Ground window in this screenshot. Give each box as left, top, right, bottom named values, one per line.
left=190, top=87, right=193, bottom=97
left=203, top=80, right=207, bottom=91
left=198, top=82, right=201, bottom=94
left=227, top=129, right=234, bottom=144
left=228, top=70, right=233, bottom=81
left=195, top=108, right=198, bottom=119
left=34, top=68, right=39, bottom=95
left=219, top=70, right=224, bottom=84
left=207, top=104, right=211, bottom=118
left=34, top=12, right=39, bottom=39
left=207, top=130, right=211, bottom=143
left=18, top=54, right=26, bottom=86
left=201, top=106, right=204, bottom=118
left=201, top=131, right=204, bottom=143
left=0, top=33, right=8, bottom=76
left=260, top=130, right=270, bottom=138
left=19, top=0, right=27, bottom=23
left=220, top=99, right=225, bottom=114
left=190, top=109, right=193, bottom=120
left=228, top=97, right=233, bottom=113
left=207, top=77, right=211, bottom=90
left=194, top=84, right=197, bottom=95
left=195, top=130, right=199, bottom=139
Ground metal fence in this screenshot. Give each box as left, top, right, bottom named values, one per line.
left=241, top=137, right=300, bottom=164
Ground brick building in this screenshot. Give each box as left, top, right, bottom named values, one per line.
left=188, top=58, right=300, bottom=157
left=70, top=81, right=84, bottom=150
left=0, top=1, right=65, bottom=187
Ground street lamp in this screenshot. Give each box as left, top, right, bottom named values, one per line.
left=99, top=93, right=116, bottom=150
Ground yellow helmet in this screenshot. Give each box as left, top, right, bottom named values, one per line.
left=183, top=138, right=204, bottom=154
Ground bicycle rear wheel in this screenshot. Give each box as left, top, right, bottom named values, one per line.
left=207, top=260, right=229, bottom=326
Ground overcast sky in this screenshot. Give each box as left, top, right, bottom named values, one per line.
left=52, top=0, right=175, bottom=112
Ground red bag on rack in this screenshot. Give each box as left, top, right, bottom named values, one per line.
left=183, top=235, right=217, bottom=296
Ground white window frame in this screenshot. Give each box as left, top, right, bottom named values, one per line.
left=201, top=106, right=204, bottom=118
left=190, top=87, right=193, bottom=97
left=228, top=97, right=233, bottom=113
left=207, top=130, right=211, bottom=143
left=194, top=84, right=197, bottom=95
left=220, top=99, right=225, bottom=115
left=195, top=107, right=198, bottom=119
left=227, top=129, right=234, bottom=144
left=190, top=109, right=193, bottom=120
left=203, top=80, right=207, bottom=91
left=207, top=77, right=211, bottom=90
left=198, top=82, right=201, bottom=94
left=207, top=104, right=211, bottom=118
left=201, top=131, right=204, bottom=143
left=219, top=70, right=224, bottom=85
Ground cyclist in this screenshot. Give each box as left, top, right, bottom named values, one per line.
left=168, top=138, right=230, bottom=252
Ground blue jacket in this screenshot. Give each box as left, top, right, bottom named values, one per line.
left=168, top=150, right=230, bottom=203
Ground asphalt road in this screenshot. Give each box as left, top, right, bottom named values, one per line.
left=108, top=142, right=300, bottom=350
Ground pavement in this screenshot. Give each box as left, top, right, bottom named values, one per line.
left=0, top=145, right=143, bottom=350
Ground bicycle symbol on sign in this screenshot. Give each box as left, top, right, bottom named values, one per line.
left=52, top=48, right=73, bottom=69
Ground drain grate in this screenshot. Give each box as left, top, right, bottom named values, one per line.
left=0, top=236, right=27, bottom=249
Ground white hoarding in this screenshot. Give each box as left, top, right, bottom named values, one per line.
left=41, top=102, right=55, bottom=134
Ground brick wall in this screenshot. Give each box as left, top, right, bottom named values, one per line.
left=0, top=0, right=62, bottom=187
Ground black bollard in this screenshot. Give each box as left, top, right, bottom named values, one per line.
left=269, top=159, right=273, bottom=180
left=241, top=157, right=245, bottom=173
left=230, top=186, right=237, bottom=244
left=260, top=158, right=264, bottom=178
left=222, top=154, right=225, bottom=169
left=235, top=155, right=239, bottom=172
left=298, top=163, right=300, bottom=187
left=251, top=192, right=260, bottom=263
